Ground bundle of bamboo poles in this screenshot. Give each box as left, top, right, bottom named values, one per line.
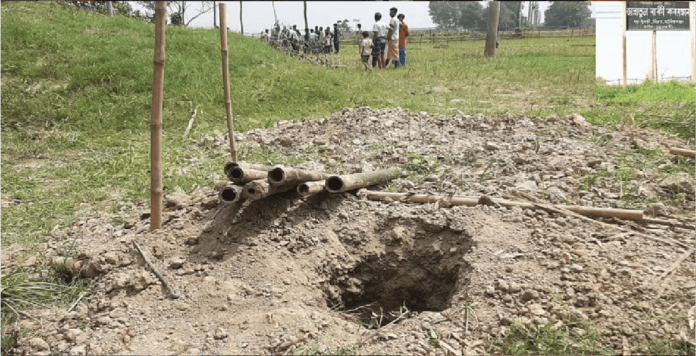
left=216, top=162, right=687, bottom=230
left=218, top=163, right=401, bottom=204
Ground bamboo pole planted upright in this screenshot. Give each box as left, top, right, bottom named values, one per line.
left=219, top=4, right=238, bottom=161
left=621, top=1, right=627, bottom=86
left=150, top=1, right=166, bottom=231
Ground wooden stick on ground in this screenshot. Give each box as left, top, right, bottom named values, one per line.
left=219, top=4, right=238, bottom=161
left=515, top=191, right=690, bottom=249
left=149, top=1, right=166, bottom=231
left=132, top=241, right=179, bottom=299
left=655, top=247, right=695, bottom=297
left=183, top=106, right=198, bottom=138
left=67, top=291, right=87, bottom=313
left=669, top=147, right=695, bottom=159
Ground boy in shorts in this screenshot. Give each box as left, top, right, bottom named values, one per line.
left=359, top=31, right=373, bottom=71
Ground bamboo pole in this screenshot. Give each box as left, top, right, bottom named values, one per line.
left=242, top=179, right=296, bottom=201
left=622, top=1, right=627, bottom=86
left=669, top=147, right=695, bottom=159
left=224, top=161, right=272, bottom=176
left=229, top=167, right=268, bottom=183
left=362, top=191, right=644, bottom=221
left=219, top=183, right=244, bottom=204
left=297, top=180, right=326, bottom=197
left=149, top=1, right=166, bottom=231
left=268, top=166, right=330, bottom=186
left=325, top=167, right=402, bottom=193
left=219, top=3, right=238, bottom=161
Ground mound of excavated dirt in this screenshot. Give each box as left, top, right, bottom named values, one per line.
left=5, top=108, right=694, bottom=355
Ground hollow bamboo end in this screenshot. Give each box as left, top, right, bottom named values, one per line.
left=219, top=185, right=243, bottom=204
left=268, top=167, right=286, bottom=184
left=230, top=167, right=245, bottom=181
left=224, top=162, right=238, bottom=175
left=297, top=183, right=310, bottom=196
left=325, top=176, right=345, bottom=193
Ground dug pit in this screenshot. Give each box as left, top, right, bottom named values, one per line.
left=324, top=218, right=473, bottom=327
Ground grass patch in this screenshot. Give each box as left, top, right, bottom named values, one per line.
left=645, top=338, right=696, bottom=356
left=296, top=344, right=360, bottom=355
left=597, top=81, right=695, bottom=103
left=493, top=315, right=613, bottom=355
left=1, top=266, right=89, bottom=350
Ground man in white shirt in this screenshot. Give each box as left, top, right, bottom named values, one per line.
left=386, top=7, right=400, bottom=68
left=372, top=12, right=389, bottom=69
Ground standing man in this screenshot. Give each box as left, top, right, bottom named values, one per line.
left=372, top=12, right=388, bottom=69
left=333, top=23, right=341, bottom=54
left=386, top=7, right=400, bottom=69
left=397, top=13, right=409, bottom=67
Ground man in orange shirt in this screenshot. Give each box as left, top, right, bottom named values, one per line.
left=397, top=13, right=409, bottom=67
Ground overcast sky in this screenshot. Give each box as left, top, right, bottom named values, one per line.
left=131, top=1, right=597, bottom=35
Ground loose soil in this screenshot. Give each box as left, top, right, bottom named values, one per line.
left=4, top=108, right=694, bottom=355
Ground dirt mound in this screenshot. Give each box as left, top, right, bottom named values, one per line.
left=5, top=108, right=694, bottom=355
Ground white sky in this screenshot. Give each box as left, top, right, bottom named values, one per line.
left=130, top=1, right=598, bottom=35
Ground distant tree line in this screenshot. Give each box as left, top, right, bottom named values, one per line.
left=428, top=1, right=592, bottom=32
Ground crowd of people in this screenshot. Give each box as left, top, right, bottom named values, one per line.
left=260, top=7, right=410, bottom=71
left=360, top=7, right=409, bottom=71
left=261, top=23, right=342, bottom=55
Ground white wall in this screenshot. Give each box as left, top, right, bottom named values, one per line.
left=596, top=1, right=694, bottom=85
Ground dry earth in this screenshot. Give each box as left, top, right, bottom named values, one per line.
left=3, top=108, right=695, bottom=355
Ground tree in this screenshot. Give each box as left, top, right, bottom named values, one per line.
left=142, top=1, right=214, bottom=26
left=428, top=2, right=486, bottom=32
left=303, top=1, right=308, bottom=31
left=336, top=19, right=351, bottom=35
left=544, top=1, right=591, bottom=28
left=484, top=1, right=500, bottom=57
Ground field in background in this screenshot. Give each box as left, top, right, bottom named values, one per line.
left=597, top=81, right=695, bottom=103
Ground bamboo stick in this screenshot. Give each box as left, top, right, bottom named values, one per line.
left=224, top=161, right=272, bottom=176
left=297, top=180, right=326, bottom=197
left=242, top=179, right=296, bottom=201
left=268, top=166, right=330, bottom=186
left=219, top=4, right=238, bottom=161
left=362, top=191, right=644, bottom=221
left=325, top=167, right=402, bottom=193
left=150, top=1, right=166, bottom=231
left=669, top=147, right=695, bottom=159
left=133, top=241, right=179, bottom=299
left=229, top=167, right=268, bottom=183
left=642, top=217, right=695, bottom=230
left=219, top=183, right=244, bottom=204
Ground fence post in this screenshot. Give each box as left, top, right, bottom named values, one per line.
left=571, top=28, right=574, bottom=39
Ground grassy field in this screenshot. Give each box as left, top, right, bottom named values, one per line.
left=597, top=80, right=695, bottom=103
left=1, top=1, right=694, bottom=353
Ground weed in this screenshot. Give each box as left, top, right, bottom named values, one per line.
left=493, top=314, right=613, bottom=355
left=645, top=338, right=695, bottom=356
left=296, top=344, right=360, bottom=355
left=581, top=169, right=609, bottom=191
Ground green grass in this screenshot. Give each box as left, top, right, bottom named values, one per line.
left=492, top=314, right=613, bottom=355
left=597, top=81, right=695, bottom=103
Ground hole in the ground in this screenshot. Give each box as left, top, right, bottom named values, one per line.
left=328, top=253, right=462, bottom=328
